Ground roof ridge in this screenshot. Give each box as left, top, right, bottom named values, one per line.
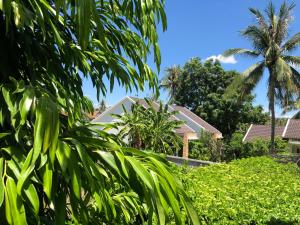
left=282, top=118, right=290, bottom=138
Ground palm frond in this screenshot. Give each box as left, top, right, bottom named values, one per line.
left=275, top=57, right=292, bottom=83
left=282, top=32, right=300, bottom=52
left=273, top=58, right=300, bottom=111
left=290, top=66, right=300, bottom=91
left=225, top=62, right=265, bottom=99
left=223, top=48, right=260, bottom=58
left=249, top=7, right=268, bottom=29
left=275, top=1, right=295, bottom=44
left=265, top=1, right=276, bottom=28
left=282, top=55, right=300, bottom=68
left=241, top=26, right=269, bottom=52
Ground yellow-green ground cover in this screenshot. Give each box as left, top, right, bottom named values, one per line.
left=176, top=157, right=300, bottom=224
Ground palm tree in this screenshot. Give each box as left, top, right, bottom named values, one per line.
left=98, top=99, right=108, bottom=113
left=224, top=1, right=300, bottom=153
left=160, top=65, right=182, bottom=103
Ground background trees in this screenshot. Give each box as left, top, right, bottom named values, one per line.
left=163, top=58, right=268, bottom=138
left=0, top=1, right=199, bottom=224
left=224, top=2, right=300, bottom=153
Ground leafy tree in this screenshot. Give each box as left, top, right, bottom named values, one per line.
left=224, top=2, right=300, bottom=153
left=170, top=58, right=268, bottom=138
left=114, top=99, right=183, bottom=155
left=160, top=65, right=182, bottom=103
left=0, top=1, right=199, bottom=224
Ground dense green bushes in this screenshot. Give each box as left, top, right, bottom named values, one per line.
left=175, top=157, right=300, bottom=224
left=189, top=130, right=289, bottom=162
left=189, top=131, right=223, bottom=161
left=225, top=133, right=289, bottom=160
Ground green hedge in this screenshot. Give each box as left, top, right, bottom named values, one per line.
left=175, top=157, right=300, bottom=224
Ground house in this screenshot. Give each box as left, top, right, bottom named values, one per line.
left=92, top=96, right=222, bottom=158
left=243, top=119, right=300, bottom=153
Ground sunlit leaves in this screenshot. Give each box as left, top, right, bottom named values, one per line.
left=0, top=81, right=199, bottom=224
left=1, top=0, right=166, bottom=99
left=0, top=0, right=199, bottom=224
left=177, top=157, right=300, bottom=224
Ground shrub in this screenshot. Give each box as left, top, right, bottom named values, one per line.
left=225, top=132, right=289, bottom=161
left=189, top=131, right=224, bottom=162
left=174, top=157, right=300, bottom=224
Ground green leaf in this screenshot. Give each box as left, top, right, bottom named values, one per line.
left=55, top=188, right=66, bottom=225
left=4, top=186, right=13, bottom=225
left=42, top=162, right=53, bottom=200
left=0, top=158, right=4, bottom=207
left=19, top=88, right=34, bottom=125
left=0, top=132, right=10, bottom=139
left=182, top=196, right=200, bottom=225
left=56, top=141, right=71, bottom=174
left=6, top=177, right=27, bottom=225
left=17, top=149, right=34, bottom=195
left=68, top=153, right=81, bottom=199
left=24, top=184, right=40, bottom=215
left=125, top=156, right=153, bottom=189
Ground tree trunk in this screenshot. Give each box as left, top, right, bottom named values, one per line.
left=268, top=67, right=276, bottom=154
left=270, top=94, right=276, bottom=154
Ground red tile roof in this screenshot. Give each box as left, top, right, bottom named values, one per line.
left=283, top=119, right=300, bottom=140
left=244, top=118, right=300, bottom=142
left=243, top=125, right=285, bottom=142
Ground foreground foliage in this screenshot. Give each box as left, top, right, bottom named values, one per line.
left=175, top=157, right=300, bottom=224
left=0, top=0, right=199, bottom=224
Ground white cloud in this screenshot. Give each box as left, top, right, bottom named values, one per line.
left=205, top=54, right=237, bottom=64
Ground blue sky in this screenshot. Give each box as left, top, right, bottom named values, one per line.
left=83, top=0, right=300, bottom=116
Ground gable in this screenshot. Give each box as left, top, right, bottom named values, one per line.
left=92, top=96, right=135, bottom=123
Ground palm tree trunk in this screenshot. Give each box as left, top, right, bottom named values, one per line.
left=268, top=67, right=276, bottom=154
left=270, top=95, right=276, bottom=154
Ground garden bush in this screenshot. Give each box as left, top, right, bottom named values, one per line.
left=189, top=131, right=224, bottom=162
left=225, top=132, right=289, bottom=161
left=175, top=157, right=300, bottom=224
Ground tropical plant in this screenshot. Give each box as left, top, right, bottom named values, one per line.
left=0, top=1, right=199, bottom=224
left=160, top=65, right=182, bottom=103
left=114, top=99, right=183, bottom=155
left=224, top=1, right=300, bottom=153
